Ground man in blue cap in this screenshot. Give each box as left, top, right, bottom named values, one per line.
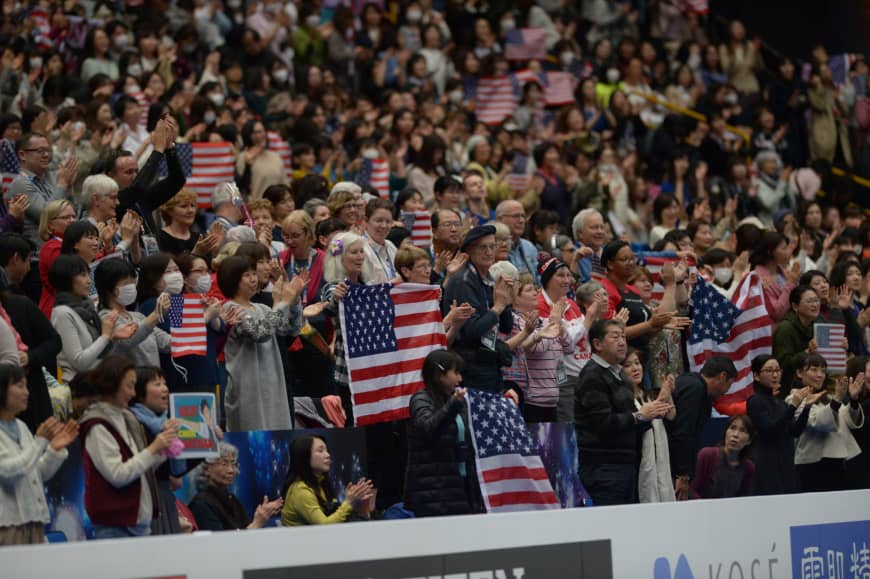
left=442, top=225, right=515, bottom=393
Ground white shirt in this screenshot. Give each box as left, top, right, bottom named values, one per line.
left=362, top=237, right=398, bottom=285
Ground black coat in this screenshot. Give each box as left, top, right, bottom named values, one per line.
left=574, top=359, right=647, bottom=464
left=746, top=382, right=809, bottom=495
left=667, top=373, right=713, bottom=479
left=441, top=265, right=512, bottom=392
left=117, top=148, right=185, bottom=234
left=404, top=389, right=483, bottom=518
left=4, top=292, right=62, bottom=431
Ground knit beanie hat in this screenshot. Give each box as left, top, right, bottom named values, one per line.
left=538, top=256, right=568, bottom=287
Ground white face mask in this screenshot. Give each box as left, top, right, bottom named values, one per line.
left=501, top=19, right=515, bottom=32
left=305, top=14, right=320, bottom=28
left=113, top=34, right=131, bottom=50
left=272, top=68, right=289, bottom=84
left=124, top=83, right=141, bottom=95
left=29, top=57, right=42, bottom=70
left=163, top=272, right=184, bottom=294
left=449, top=89, right=463, bottom=104
left=407, top=9, right=422, bottom=22
left=204, top=111, right=216, bottom=125
left=207, top=92, right=225, bottom=107
left=116, top=283, right=137, bottom=306
left=714, top=267, right=733, bottom=285
left=560, top=51, right=575, bottom=66
left=687, top=53, right=701, bottom=69
left=127, top=63, right=142, bottom=78
left=724, top=92, right=739, bottom=105
left=227, top=0, right=241, bottom=8
left=362, top=148, right=379, bottom=160
left=193, top=274, right=212, bottom=293
left=606, top=68, right=620, bottom=83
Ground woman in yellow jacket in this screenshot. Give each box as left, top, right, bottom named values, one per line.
left=281, top=435, right=375, bottom=525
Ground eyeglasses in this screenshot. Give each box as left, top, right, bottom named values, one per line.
left=53, top=214, right=76, bottom=221
left=615, top=255, right=638, bottom=264
left=801, top=298, right=821, bottom=305
left=473, top=243, right=497, bottom=252
left=760, top=367, right=782, bottom=374
left=439, top=221, right=461, bottom=229
left=502, top=213, right=525, bottom=220
left=23, top=148, right=52, bottom=155
left=412, top=263, right=432, bottom=272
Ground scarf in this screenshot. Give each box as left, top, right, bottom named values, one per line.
left=55, top=291, right=102, bottom=341
left=129, top=403, right=167, bottom=436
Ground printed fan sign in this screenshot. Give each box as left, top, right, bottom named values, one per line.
left=169, top=393, right=220, bottom=458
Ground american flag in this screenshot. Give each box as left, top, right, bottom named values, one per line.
left=828, top=53, right=861, bottom=87
left=29, top=8, right=54, bottom=51
left=160, top=142, right=235, bottom=209
left=358, top=157, right=390, bottom=198
left=636, top=251, right=695, bottom=302
left=476, top=76, right=518, bottom=125
left=466, top=389, right=560, bottom=513
left=814, top=323, right=847, bottom=374
left=541, top=71, right=576, bottom=106
left=401, top=210, right=432, bottom=248
left=168, top=293, right=208, bottom=358
left=687, top=273, right=772, bottom=409
left=504, top=28, right=548, bottom=62
left=507, top=173, right=530, bottom=196
left=339, top=283, right=447, bottom=426
left=267, top=131, right=293, bottom=183
left=0, top=139, right=20, bottom=194
left=684, top=0, right=709, bottom=14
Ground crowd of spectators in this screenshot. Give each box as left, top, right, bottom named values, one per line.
left=0, top=0, right=869, bottom=544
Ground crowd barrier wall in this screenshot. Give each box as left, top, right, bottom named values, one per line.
left=4, top=487, right=868, bottom=578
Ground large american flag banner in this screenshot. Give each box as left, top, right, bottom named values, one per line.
left=636, top=251, right=695, bottom=302
left=168, top=293, right=208, bottom=358
left=401, top=210, right=432, bottom=248
left=267, top=131, right=293, bottom=183
left=161, top=142, right=235, bottom=209
left=466, top=389, right=560, bottom=512
left=358, top=157, right=390, bottom=198
left=1, top=139, right=19, bottom=194
left=687, top=273, right=772, bottom=408
left=504, top=28, right=548, bottom=61
left=339, top=283, right=446, bottom=426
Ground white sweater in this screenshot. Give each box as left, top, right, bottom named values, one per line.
left=0, top=419, right=68, bottom=526
left=786, top=396, right=864, bottom=465
left=81, top=402, right=165, bottom=528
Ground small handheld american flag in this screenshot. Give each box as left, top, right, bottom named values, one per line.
left=1, top=139, right=20, bottom=195
left=168, top=293, right=208, bottom=358
left=159, top=142, right=235, bottom=209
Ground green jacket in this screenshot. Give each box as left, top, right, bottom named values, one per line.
left=772, top=310, right=814, bottom=397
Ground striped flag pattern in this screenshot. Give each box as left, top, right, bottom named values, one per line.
left=636, top=251, right=696, bottom=302
left=466, top=389, right=560, bottom=513
left=401, top=210, right=432, bottom=248
left=168, top=293, right=208, bottom=358
left=358, top=157, right=390, bottom=198
left=687, top=273, right=773, bottom=408
left=476, top=76, right=518, bottom=125
left=162, top=142, right=236, bottom=209
left=814, top=323, right=847, bottom=374
left=339, top=283, right=447, bottom=426
left=504, top=28, right=548, bottom=61
left=684, top=0, right=709, bottom=14
left=542, top=71, right=576, bottom=106
left=0, top=139, right=20, bottom=194
left=506, top=173, right=530, bottom=196
left=267, top=131, right=293, bottom=183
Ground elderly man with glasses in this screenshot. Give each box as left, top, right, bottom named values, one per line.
left=442, top=225, right=517, bottom=395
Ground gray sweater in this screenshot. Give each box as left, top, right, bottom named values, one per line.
left=51, top=304, right=111, bottom=383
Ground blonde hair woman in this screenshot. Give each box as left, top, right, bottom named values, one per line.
left=38, top=200, right=76, bottom=318
left=157, top=189, right=219, bottom=256
left=320, top=232, right=366, bottom=423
